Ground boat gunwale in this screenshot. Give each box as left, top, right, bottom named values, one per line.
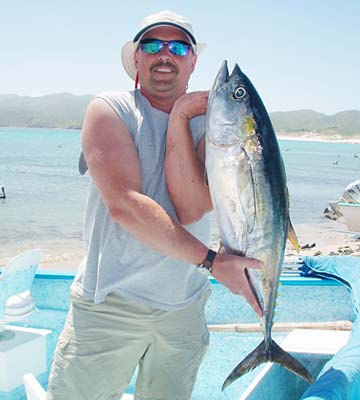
left=0, top=268, right=344, bottom=286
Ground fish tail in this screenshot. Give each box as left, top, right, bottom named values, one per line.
left=222, top=339, right=313, bottom=391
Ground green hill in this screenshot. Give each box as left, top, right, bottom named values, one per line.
left=0, top=93, right=93, bottom=129
left=0, top=93, right=359, bottom=138
left=270, top=109, right=360, bottom=136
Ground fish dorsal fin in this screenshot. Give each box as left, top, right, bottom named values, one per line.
left=237, top=148, right=256, bottom=233
left=287, top=218, right=300, bottom=252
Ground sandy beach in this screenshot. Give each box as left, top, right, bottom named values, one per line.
left=210, top=218, right=360, bottom=262
left=2, top=217, right=357, bottom=274
left=0, top=238, right=85, bottom=273
left=285, top=219, right=360, bottom=258
left=40, top=219, right=360, bottom=271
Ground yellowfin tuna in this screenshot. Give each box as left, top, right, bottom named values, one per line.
left=205, top=60, right=313, bottom=390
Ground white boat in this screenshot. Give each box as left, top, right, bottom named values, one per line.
left=1, top=253, right=354, bottom=400
left=324, top=179, right=360, bottom=226
left=338, top=202, right=360, bottom=232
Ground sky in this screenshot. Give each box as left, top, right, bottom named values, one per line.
left=1, top=0, right=359, bottom=114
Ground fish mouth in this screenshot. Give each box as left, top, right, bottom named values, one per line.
left=216, top=60, right=229, bottom=83
left=215, top=60, right=242, bottom=84
left=215, top=121, right=237, bottom=127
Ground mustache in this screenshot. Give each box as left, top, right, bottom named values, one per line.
left=150, top=61, right=179, bottom=73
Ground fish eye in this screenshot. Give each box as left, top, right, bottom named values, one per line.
left=233, top=86, right=247, bottom=99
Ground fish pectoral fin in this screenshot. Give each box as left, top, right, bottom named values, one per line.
left=237, top=149, right=256, bottom=233
left=287, top=218, right=301, bottom=253
left=222, top=339, right=313, bottom=391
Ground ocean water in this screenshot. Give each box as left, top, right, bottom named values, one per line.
left=0, top=127, right=89, bottom=261
left=0, top=127, right=359, bottom=260
left=281, top=139, right=360, bottom=222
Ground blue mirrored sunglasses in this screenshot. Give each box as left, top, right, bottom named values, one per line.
left=139, top=38, right=193, bottom=56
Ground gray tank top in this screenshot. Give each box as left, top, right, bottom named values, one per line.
left=72, top=90, right=211, bottom=310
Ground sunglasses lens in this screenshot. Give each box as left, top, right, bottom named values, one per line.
left=140, top=39, right=162, bottom=54
left=140, top=39, right=191, bottom=56
left=168, top=41, right=190, bottom=56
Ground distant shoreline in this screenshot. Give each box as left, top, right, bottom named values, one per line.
left=1, top=126, right=359, bottom=144
left=277, top=132, right=360, bottom=144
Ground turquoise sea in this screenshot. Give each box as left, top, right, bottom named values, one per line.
left=0, top=127, right=359, bottom=261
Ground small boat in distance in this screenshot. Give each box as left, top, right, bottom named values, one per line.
left=0, top=185, right=6, bottom=199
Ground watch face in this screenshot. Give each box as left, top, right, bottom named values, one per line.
left=197, top=266, right=210, bottom=276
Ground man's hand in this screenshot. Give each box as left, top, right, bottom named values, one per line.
left=171, top=91, right=209, bottom=121
left=211, top=253, right=264, bottom=317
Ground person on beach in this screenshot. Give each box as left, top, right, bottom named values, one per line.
left=47, top=10, right=263, bottom=400
left=0, top=185, right=6, bottom=199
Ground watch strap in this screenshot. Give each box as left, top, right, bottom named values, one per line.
left=198, top=249, right=217, bottom=274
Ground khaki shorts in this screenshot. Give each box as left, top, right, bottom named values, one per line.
left=46, top=290, right=210, bottom=400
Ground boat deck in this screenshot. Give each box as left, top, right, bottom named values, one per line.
left=0, top=265, right=354, bottom=400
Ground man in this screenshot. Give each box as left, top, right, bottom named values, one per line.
left=47, top=10, right=263, bottom=400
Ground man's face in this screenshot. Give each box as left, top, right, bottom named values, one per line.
left=134, top=26, right=197, bottom=100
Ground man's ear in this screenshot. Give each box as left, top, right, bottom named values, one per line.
left=190, top=54, right=197, bottom=74
left=134, top=50, right=139, bottom=68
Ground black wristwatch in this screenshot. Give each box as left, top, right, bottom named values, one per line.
left=197, top=249, right=217, bottom=276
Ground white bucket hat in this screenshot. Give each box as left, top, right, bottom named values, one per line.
left=121, top=10, right=206, bottom=81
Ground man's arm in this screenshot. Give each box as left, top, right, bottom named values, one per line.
left=81, top=98, right=263, bottom=316
left=165, top=91, right=212, bottom=225
left=82, top=98, right=207, bottom=263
